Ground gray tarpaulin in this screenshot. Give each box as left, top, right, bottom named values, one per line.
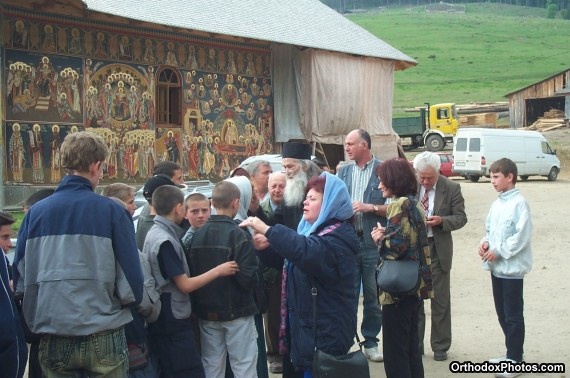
left=272, top=44, right=399, bottom=159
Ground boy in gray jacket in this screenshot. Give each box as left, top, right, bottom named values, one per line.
left=143, top=185, right=238, bottom=378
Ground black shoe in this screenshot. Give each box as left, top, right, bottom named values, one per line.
left=434, top=351, right=448, bottom=361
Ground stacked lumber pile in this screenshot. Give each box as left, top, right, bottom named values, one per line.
left=459, top=112, right=497, bottom=128
left=524, top=109, right=568, bottom=132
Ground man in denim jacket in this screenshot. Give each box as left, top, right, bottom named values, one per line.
left=337, top=128, right=387, bottom=362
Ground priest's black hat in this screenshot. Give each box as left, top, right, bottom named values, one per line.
left=282, top=142, right=311, bottom=160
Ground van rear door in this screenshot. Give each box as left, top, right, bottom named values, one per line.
left=453, top=133, right=482, bottom=176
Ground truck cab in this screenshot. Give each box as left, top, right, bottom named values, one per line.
left=423, top=103, right=459, bottom=151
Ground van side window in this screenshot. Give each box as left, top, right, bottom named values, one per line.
left=469, top=138, right=480, bottom=152
left=542, top=141, right=553, bottom=154
left=456, top=138, right=467, bottom=152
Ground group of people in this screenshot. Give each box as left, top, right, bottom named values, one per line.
left=0, top=129, right=532, bottom=378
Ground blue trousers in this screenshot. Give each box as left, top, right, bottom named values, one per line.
left=354, top=239, right=382, bottom=348
left=39, top=327, right=128, bottom=378
left=491, top=274, right=525, bottom=362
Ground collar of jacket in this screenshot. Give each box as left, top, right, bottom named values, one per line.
left=153, top=215, right=185, bottom=238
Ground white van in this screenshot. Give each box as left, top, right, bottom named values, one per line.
left=452, top=128, right=561, bottom=182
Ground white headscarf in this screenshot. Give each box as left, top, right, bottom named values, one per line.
left=224, top=175, right=252, bottom=221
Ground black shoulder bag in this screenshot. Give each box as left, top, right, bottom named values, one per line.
left=375, top=199, right=426, bottom=300
left=311, top=284, right=370, bottom=378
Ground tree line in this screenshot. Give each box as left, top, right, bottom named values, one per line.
left=321, top=0, right=569, bottom=15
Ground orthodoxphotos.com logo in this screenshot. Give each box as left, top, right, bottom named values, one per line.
left=449, top=360, right=565, bottom=375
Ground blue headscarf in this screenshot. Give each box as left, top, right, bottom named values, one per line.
left=297, top=171, right=353, bottom=236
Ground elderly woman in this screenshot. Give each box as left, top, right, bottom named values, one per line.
left=371, top=158, right=433, bottom=378
left=242, top=172, right=358, bottom=377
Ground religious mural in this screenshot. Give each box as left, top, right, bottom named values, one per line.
left=3, top=15, right=273, bottom=185
left=5, top=122, right=81, bottom=184
left=5, top=50, right=83, bottom=123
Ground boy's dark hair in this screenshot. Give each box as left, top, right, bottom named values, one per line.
left=489, top=158, right=518, bottom=185
left=185, top=192, right=209, bottom=204
left=212, top=181, right=240, bottom=210
left=152, top=185, right=184, bottom=216
left=153, top=161, right=182, bottom=178
left=24, top=188, right=55, bottom=209
left=0, top=212, right=15, bottom=227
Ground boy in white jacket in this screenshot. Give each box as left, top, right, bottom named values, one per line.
left=478, top=158, right=532, bottom=378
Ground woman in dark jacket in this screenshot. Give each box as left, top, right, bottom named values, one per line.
left=371, top=158, right=433, bottom=378
left=242, top=172, right=358, bottom=376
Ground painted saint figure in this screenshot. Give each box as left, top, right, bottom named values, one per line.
left=50, top=124, right=62, bottom=183
left=9, top=123, right=25, bottom=183
left=29, top=124, right=45, bottom=183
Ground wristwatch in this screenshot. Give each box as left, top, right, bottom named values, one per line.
left=372, top=205, right=379, bottom=213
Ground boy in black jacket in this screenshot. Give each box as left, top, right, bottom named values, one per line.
left=189, top=181, right=259, bottom=378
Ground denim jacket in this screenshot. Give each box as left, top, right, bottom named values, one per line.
left=337, top=159, right=387, bottom=247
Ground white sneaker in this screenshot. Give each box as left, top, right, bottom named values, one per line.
left=363, top=346, right=384, bottom=362
left=495, top=371, right=521, bottom=378
left=494, top=359, right=522, bottom=378
left=489, top=355, right=507, bottom=363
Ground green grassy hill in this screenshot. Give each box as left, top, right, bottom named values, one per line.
left=347, top=4, right=570, bottom=115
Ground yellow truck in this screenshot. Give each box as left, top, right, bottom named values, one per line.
left=392, top=103, right=459, bottom=151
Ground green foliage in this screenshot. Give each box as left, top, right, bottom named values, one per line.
left=348, top=4, right=570, bottom=113
left=546, top=3, right=558, bottom=17
left=561, top=9, right=570, bottom=19
left=9, top=211, right=24, bottom=235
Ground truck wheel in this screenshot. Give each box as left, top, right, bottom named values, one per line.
left=468, top=175, right=480, bottom=183
left=425, top=135, right=445, bottom=151
left=520, top=175, right=529, bottom=181
left=547, top=167, right=559, bottom=181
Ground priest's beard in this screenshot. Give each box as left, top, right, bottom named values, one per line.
left=284, top=170, right=309, bottom=207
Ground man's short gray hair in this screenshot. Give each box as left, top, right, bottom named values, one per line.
left=246, top=160, right=272, bottom=176
left=413, top=151, right=441, bottom=173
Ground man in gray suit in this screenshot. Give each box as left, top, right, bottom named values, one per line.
left=337, top=129, right=387, bottom=362
left=413, top=151, right=467, bottom=362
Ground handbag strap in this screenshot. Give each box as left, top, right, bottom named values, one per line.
left=311, top=282, right=363, bottom=352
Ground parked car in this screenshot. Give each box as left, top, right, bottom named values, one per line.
left=133, top=180, right=215, bottom=228
left=437, top=152, right=456, bottom=177
left=133, top=180, right=214, bottom=209
left=409, top=152, right=457, bottom=177
left=237, top=153, right=316, bottom=177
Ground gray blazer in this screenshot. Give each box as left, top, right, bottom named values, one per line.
left=422, top=175, right=467, bottom=272
left=337, top=159, right=387, bottom=248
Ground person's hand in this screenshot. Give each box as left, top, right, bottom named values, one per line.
left=252, top=233, right=270, bottom=250
left=371, top=222, right=385, bottom=244
left=481, top=249, right=498, bottom=262
left=216, top=261, right=240, bottom=277
left=478, top=241, right=490, bottom=257
left=352, top=201, right=370, bottom=214
left=426, top=215, right=442, bottom=227
left=239, top=217, right=270, bottom=235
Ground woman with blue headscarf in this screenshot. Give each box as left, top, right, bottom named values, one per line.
left=242, top=172, right=359, bottom=377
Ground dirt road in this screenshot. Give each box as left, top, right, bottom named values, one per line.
left=271, top=172, right=570, bottom=378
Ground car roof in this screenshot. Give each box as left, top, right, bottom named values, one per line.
left=237, top=154, right=316, bottom=176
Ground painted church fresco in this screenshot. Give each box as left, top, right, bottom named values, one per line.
left=3, top=15, right=274, bottom=185
left=6, top=122, right=81, bottom=184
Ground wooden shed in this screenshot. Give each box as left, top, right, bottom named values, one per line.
left=505, top=69, right=570, bottom=128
